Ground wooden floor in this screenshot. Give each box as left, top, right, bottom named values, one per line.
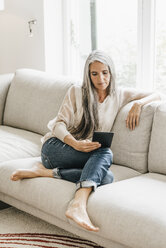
left=0, top=201, right=11, bottom=210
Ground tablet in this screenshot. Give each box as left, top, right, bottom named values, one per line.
left=92, top=131, right=114, bottom=148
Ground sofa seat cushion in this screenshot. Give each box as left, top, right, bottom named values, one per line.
left=1, top=160, right=165, bottom=248
left=0, top=126, right=42, bottom=162
left=88, top=173, right=166, bottom=248
left=0, top=157, right=75, bottom=222
left=0, top=158, right=141, bottom=222
left=111, top=164, right=141, bottom=182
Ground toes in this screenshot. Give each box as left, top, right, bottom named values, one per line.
left=65, top=203, right=99, bottom=232
left=65, top=211, right=71, bottom=219
left=82, top=222, right=99, bottom=232
left=92, top=226, right=99, bottom=232
left=10, top=170, right=22, bottom=181
left=10, top=174, right=19, bottom=181
left=10, top=176, right=14, bottom=181
left=67, top=214, right=99, bottom=232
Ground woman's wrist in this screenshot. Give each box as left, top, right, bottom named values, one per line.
left=64, top=134, right=78, bottom=149
left=134, top=101, right=143, bottom=108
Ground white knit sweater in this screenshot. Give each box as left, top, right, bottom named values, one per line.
left=41, top=85, right=154, bottom=144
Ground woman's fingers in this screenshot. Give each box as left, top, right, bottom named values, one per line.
left=85, top=142, right=101, bottom=152
left=126, top=103, right=142, bottom=130
left=132, top=116, right=136, bottom=130
left=126, top=117, right=129, bottom=128
left=84, top=142, right=101, bottom=150
left=136, top=114, right=139, bottom=126
left=129, top=114, right=133, bottom=130
left=77, top=140, right=101, bottom=152
left=126, top=114, right=137, bottom=130
left=126, top=115, right=133, bottom=130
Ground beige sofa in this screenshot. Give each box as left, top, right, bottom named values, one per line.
left=0, top=69, right=166, bottom=248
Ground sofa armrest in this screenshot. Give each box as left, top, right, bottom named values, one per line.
left=0, top=73, right=14, bottom=124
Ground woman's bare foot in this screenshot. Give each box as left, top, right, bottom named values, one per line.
left=65, top=200, right=99, bottom=232
left=10, top=162, right=53, bottom=181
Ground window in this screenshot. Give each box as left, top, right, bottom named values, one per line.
left=62, top=0, right=92, bottom=78
left=155, top=0, right=166, bottom=93
left=96, top=0, right=137, bottom=87
left=61, top=0, right=166, bottom=93
left=63, top=0, right=137, bottom=87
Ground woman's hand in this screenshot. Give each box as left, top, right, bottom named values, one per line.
left=126, top=102, right=142, bottom=130
left=64, top=134, right=101, bottom=152
left=74, top=139, right=101, bottom=153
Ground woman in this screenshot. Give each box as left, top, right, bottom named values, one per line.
left=11, top=50, right=161, bottom=232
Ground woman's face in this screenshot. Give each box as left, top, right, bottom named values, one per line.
left=89, top=61, right=110, bottom=93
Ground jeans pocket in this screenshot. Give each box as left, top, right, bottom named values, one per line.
left=41, top=153, right=53, bottom=169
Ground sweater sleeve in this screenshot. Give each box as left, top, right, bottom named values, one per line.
left=118, top=87, right=166, bottom=109
left=118, top=87, right=154, bottom=109
left=156, top=91, right=166, bottom=101
left=47, top=85, right=77, bottom=142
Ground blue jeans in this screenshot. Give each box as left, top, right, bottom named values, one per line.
left=41, top=137, right=114, bottom=191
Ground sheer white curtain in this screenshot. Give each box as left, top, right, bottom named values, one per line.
left=62, top=0, right=92, bottom=78
left=155, top=0, right=166, bottom=93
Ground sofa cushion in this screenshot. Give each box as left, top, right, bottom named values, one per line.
left=111, top=164, right=140, bottom=182
left=3, top=69, right=78, bottom=135
left=111, top=102, right=159, bottom=173
left=0, top=73, right=13, bottom=124
left=0, top=157, right=75, bottom=222
left=0, top=158, right=140, bottom=221
left=148, top=103, right=166, bottom=174
left=0, top=160, right=166, bottom=248
left=0, top=126, right=42, bottom=162
left=88, top=173, right=166, bottom=248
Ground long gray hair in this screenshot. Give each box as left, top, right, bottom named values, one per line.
left=70, top=50, right=116, bottom=140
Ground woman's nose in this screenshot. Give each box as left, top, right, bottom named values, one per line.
left=98, top=73, right=104, bottom=82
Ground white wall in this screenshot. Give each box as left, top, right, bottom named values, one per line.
left=0, top=0, right=45, bottom=74
left=0, top=0, right=63, bottom=74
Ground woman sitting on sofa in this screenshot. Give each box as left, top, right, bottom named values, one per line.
left=11, top=50, right=161, bottom=232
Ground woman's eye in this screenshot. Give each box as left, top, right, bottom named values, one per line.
left=92, top=72, right=97, bottom=76
left=103, top=71, right=108, bottom=74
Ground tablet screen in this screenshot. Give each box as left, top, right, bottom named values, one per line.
left=92, top=131, right=114, bottom=148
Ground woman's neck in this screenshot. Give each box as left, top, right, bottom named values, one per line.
left=97, top=91, right=108, bottom=103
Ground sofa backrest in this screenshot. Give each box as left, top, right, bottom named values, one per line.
left=3, top=69, right=79, bottom=135
left=111, top=102, right=160, bottom=173
left=148, top=103, right=166, bottom=174
left=0, top=74, right=14, bottom=125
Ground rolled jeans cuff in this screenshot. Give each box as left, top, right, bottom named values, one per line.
left=76, top=180, right=97, bottom=191
left=52, top=168, right=61, bottom=179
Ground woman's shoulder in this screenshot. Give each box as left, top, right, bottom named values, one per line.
left=72, top=84, right=82, bottom=90
left=66, top=84, right=81, bottom=97
left=65, top=84, right=82, bottom=107
left=69, top=84, right=82, bottom=91
left=70, top=84, right=82, bottom=96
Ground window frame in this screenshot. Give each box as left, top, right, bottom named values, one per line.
left=137, top=0, right=156, bottom=90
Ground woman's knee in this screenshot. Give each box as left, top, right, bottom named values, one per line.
left=41, top=138, right=63, bottom=169
left=41, top=137, right=62, bottom=155
left=41, top=152, right=54, bottom=169
left=101, top=170, right=114, bottom=185
left=94, top=147, right=113, bottom=164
